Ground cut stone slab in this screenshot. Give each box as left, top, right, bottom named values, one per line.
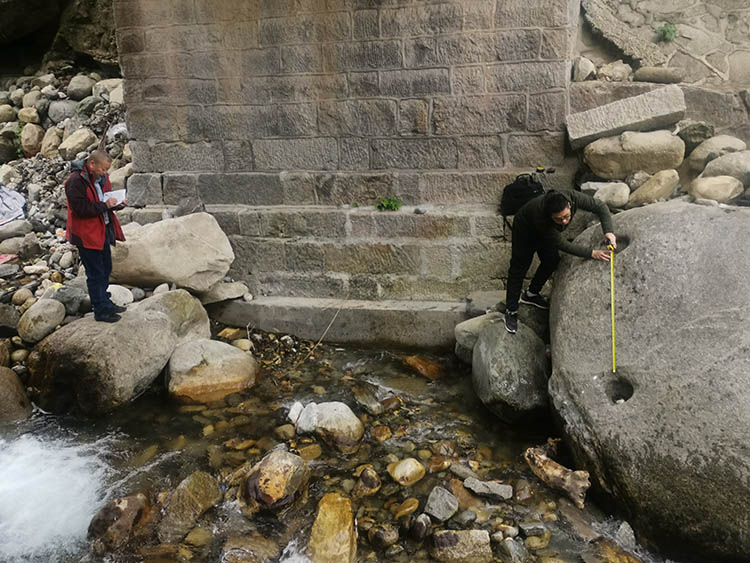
left=567, top=85, right=686, bottom=150
left=207, top=297, right=467, bottom=349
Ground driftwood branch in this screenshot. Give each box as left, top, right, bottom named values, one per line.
left=524, top=438, right=590, bottom=509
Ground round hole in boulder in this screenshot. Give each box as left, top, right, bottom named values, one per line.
left=607, top=376, right=634, bottom=404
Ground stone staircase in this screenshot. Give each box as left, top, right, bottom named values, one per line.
left=122, top=166, right=574, bottom=348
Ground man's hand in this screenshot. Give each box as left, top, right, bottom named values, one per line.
left=592, top=249, right=610, bottom=262
left=105, top=197, right=118, bottom=208
left=604, top=232, right=617, bottom=249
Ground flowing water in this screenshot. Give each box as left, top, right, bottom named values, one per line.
left=0, top=343, right=670, bottom=563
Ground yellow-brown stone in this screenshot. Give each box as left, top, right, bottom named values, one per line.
left=307, top=493, right=356, bottom=563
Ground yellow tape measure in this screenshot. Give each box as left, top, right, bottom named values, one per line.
left=608, top=244, right=616, bottom=373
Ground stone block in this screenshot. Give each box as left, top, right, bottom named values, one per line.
left=486, top=62, right=567, bottom=93
left=260, top=13, right=351, bottom=46
left=194, top=0, right=260, bottom=23
left=432, top=95, right=526, bottom=135
left=339, top=138, right=370, bottom=170
left=116, top=29, right=145, bottom=55
left=242, top=272, right=348, bottom=299
left=230, top=236, right=286, bottom=274
left=506, top=134, right=565, bottom=167
left=420, top=245, right=453, bottom=279
left=495, top=0, right=568, bottom=27
left=371, top=138, right=458, bottom=169
left=528, top=91, right=567, bottom=132
left=285, top=242, right=326, bottom=272
left=198, top=173, right=284, bottom=205
left=457, top=136, right=505, bottom=169
left=463, top=0, right=494, bottom=30
left=381, top=4, right=462, bottom=37
left=279, top=172, right=319, bottom=205
left=268, top=74, right=348, bottom=102
left=150, top=142, right=224, bottom=173
left=473, top=215, right=505, bottom=239
left=119, top=54, right=169, bottom=79
left=353, top=10, right=379, bottom=39
left=254, top=209, right=348, bottom=238
left=127, top=105, right=201, bottom=142
left=370, top=213, right=471, bottom=239
left=398, top=99, right=429, bottom=136
left=541, top=28, right=569, bottom=60
left=452, top=66, right=485, bottom=95
left=319, top=99, right=397, bottom=136
left=209, top=206, right=241, bottom=235
left=277, top=103, right=318, bottom=137
left=162, top=174, right=200, bottom=205
left=405, top=30, right=539, bottom=67
left=127, top=173, right=163, bottom=207
left=312, top=173, right=395, bottom=205
left=324, top=243, right=420, bottom=275
left=347, top=72, right=379, bottom=97
left=115, top=0, right=196, bottom=28
left=380, top=69, right=451, bottom=97
left=567, top=85, right=686, bottom=149
left=457, top=240, right=511, bottom=278
left=420, top=172, right=515, bottom=204
left=217, top=47, right=281, bottom=78
left=323, top=40, right=402, bottom=71
left=128, top=141, right=153, bottom=173
left=254, top=138, right=338, bottom=170
left=201, top=105, right=277, bottom=140
left=282, top=45, right=325, bottom=73
left=223, top=140, right=254, bottom=172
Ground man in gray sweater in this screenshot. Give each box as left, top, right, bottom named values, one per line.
left=505, top=190, right=616, bottom=334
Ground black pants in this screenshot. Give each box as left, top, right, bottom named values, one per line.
left=77, top=227, right=115, bottom=316
left=505, top=232, right=560, bottom=312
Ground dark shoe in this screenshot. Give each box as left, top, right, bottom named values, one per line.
left=520, top=291, right=550, bottom=309
left=109, top=304, right=127, bottom=313
left=504, top=311, right=518, bottom=334
left=95, top=312, right=121, bottom=323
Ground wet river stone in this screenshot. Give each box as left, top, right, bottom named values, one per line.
left=241, top=449, right=309, bottom=514
left=167, top=339, right=258, bottom=404
left=0, top=366, right=32, bottom=422
left=424, top=486, right=459, bottom=522
left=471, top=321, right=548, bottom=423
left=549, top=200, right=750, bottom=561
left=294, top=401, right=364, bottom=453
left=387, top=458, right=425, bottom=486
left=307, top=493, right=356, bottom=563
left=158, top=471, right=221, bottom=543
left=221, top=534, right=280, bottom=563
left=431, top=530, right=492, bottom=563
left=88, top=493, right=149, bottom=554
left=17, top=299, right=65, bottom=343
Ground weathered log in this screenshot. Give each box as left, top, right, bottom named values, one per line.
left=524, top=438, right=590, bottom=509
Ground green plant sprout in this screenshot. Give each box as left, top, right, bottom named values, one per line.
left=656, top=23, right=678, bottom=42
left=376, top=195, right=403, bottom=211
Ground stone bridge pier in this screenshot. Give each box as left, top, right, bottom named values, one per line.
left=114, top=0, right=580, bottom=347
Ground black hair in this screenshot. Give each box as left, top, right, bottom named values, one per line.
left=543, top=192, right=570, bottom=216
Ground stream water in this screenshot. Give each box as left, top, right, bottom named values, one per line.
left=0, top=342, right=670, bottom=563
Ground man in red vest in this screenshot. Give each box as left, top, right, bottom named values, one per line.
left=65, top=150, right=127, bottom=322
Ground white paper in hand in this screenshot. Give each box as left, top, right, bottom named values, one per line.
left=108, top=189, right=126, bottom=206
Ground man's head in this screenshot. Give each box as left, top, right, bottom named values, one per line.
left=544, top=192, right=572, bottom=226
left=86, top=150, right=112, bottom=178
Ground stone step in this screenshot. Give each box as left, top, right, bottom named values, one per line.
left=206, top=296, right=468, bottom=349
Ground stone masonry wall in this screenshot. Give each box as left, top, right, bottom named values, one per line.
left=115, top=0, right=574, bottom=206
left=113, top=0, right=578, bottom=301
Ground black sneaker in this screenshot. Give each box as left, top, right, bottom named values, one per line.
left=520, top=291, right=550, bottom=309
left=504, top=311, right=518, bottom=334
left=95, top=311, right=121, bottom=323
left=108, top=304, right=128, bottom=314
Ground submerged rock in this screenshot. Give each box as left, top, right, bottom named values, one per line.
left=387, top=458, right=425, bottom=486
left=550, top=200, right=750, bottom=561
left=295, top=401, right=364, bottom=453
left=307, top=493, right=356, bottom=563
left=240, top=449, right=309, bottom=515
left=221, top=535, right=280, bottom=563
left=158, top=471, right=222, bottom=543
left=88, top=493, right=149, bottom=554
left=431, top=530, right=492, bottom=563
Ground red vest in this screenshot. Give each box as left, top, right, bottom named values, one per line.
left=65, top=171, right=125, bottom=250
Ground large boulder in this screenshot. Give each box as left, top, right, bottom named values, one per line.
left=584, top=130, right=685, bottom=180
left=687, top=135, right=746, bottom=173
left=0, top=367, right=32, bottom=422
left=48, top=100, right=78, bottom=124
left=28, top=310, right=177, bottom=415
left=167, top=339, right=258, bottom=404
left=549, top=200, right=750, bottom=561
left=111, top=213, right=234, bottom=293
left=689, top=176, right=744, bottom=203
left=472, top=321, right=548, bottom=423
left=17, top=299, right=66, bottom=343
left=627, top=169, right=679, bottom=208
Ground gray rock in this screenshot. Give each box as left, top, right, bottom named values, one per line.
left=198, top=281, right=248, bottom=305
left=598, top=60, right=632, bottom=82
left=67, top=75, right=96, bottom=101
left=472, top=320, right=548, bottom=423
left=43, top=285, right=87, bottom=316
left=0, top=138, right=15, bottom=164
left=0, top=104, right=16, bottom=123
left=18, top=299, right=66, bottom=343
left=633, top=67, right=684, bottom=84
left=573, top=56, right=596, bottom=82
left=0, top=92, right=10, bottom=105
left=625, top=171, right=651, bottom=191
left=593, top=182, right=631, bottom=208
left=567, top=86, right=685, bottom=150
left=584, top=130, right=685, bottom=180
left=130, top=289, right=210, bottom=345
left=0, top=237, right=23, bottom=254
left=92, top=78, right=122, bottom=99
left=688, top=136, right=746, bottom=174
left=615, top=521, right=636, bottom=551
left=463, top=477, right=513, bottom=500
left=48, top=100, right=78, bottom=124
left=28, top=309, right=177, bottom=414
left=676, top=120, right=715, bottom=155
left=454, top=312, right=504, bottom=364
left=689, top=176, right=744, bottom=203
left=157, top=471, right=222, bottom=543
left=22, top=90, right=42, bottom=108
left=0, top=304, right=20, bottom=335
left=628, top=169, right=679, bottom=208
left=424, top=486, right=459, bottom=522
left=0, top=367, right=32, bottom=422
left=31, top=74, right=56, bottom=89
left=702, top=150, right=750, bottom=187
left=449, top=462, right=479, bottom=481
left=0, top=264, right=19, bottom=277
left=0, top=166, right=21, bottom=187
left=19, top=232, right=41, bottom=259
left=549, top=200, right=750, bottom=561
left=59, top=250, right=74, bottom=269
left=130, top=287, right=145, bottom=301
left=431, top=530, right=492, bottom=563
left=498, top=537, right=529, bottom=563
left=295, top=401, right=364, bottom=453
left=9, top=89, right=24, bottom=106
left=106, top=284, right=134, bottom=307
left=76, top=95, right=103, bottom=116
left=58, top=128, right=97, bottom=161
left=519, top=520, right=546, bottom=537
left=455, top=510, right=477, bottom=527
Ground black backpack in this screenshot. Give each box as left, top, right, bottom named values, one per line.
left=498, top=173, right=544, bottom=230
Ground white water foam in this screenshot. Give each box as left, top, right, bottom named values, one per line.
left=0, top=434, right=113, bottom=562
